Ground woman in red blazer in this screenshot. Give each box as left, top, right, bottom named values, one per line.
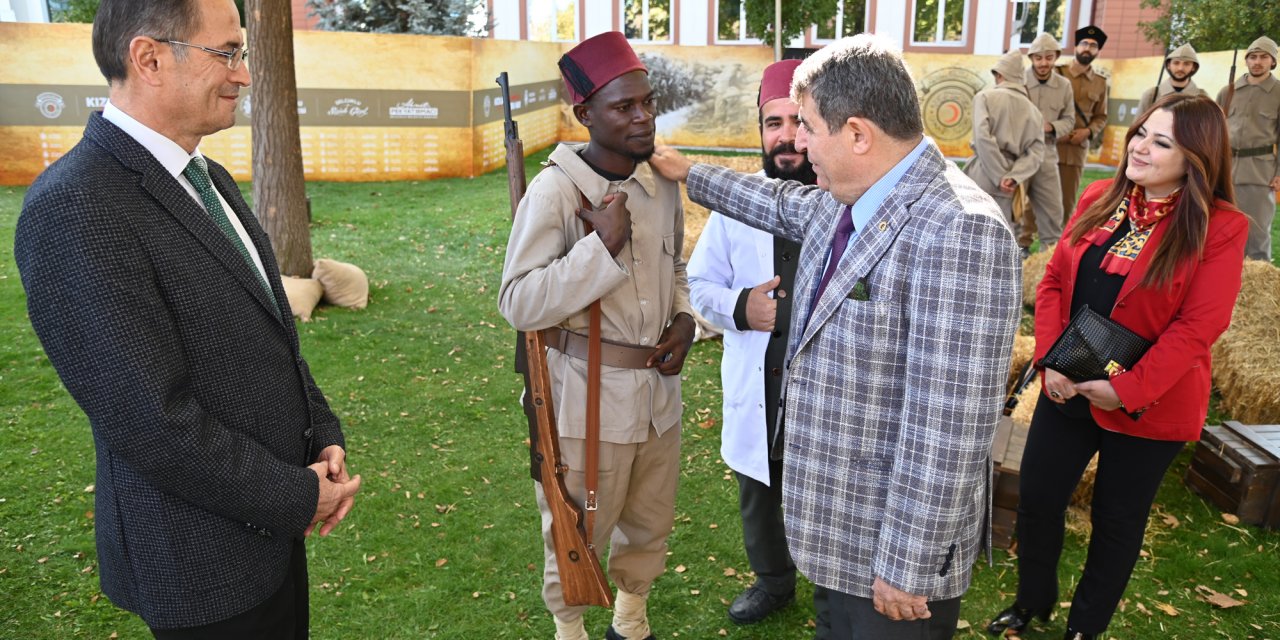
left=987, top=94, right=1248, bottom=640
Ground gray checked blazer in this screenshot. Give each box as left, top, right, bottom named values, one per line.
left=686, top=141, right=1021, bottom=600
left=14, top=113, right=345, bottom=629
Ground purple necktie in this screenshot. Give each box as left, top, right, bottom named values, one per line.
left=812, top=205, right=855, bottom=307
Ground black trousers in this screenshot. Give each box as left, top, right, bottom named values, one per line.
left=152, top=541, right=309, bottom=640
left=736, top=457, right=831, bottom=638
left=827, top=589, right=961, bottom=640
left=1015, top=397, right=1184, bottom=633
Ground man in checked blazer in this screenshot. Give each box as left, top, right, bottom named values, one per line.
left=14, top=0, right=361, bottom=637
left=651, top=34, right=1020, bottom=639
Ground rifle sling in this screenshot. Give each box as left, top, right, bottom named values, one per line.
left=578, top=192, right=603, bottom=548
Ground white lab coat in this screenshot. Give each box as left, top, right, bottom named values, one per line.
left=688, top=208, right=778, bottom=485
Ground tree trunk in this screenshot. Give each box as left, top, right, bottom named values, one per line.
left=247, top=0, right=312, bottom=277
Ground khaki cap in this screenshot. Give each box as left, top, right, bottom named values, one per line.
left=992, top=50, right=1025, bottom=82
left=1027, top=32, right=1061, bottom=56
left=1247, top=36, right=1278, bottom=60
left=1166, top=43, right=1199, bottom=64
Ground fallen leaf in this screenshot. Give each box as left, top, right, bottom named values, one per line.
left=956, top=619, right=971, bottom=629
left=1153, top=602, right=1179, bottom=616
left=435, top=558, right=448, bottom=567
left=1161, top=513, right=1179, bottom=528
left=674, top=565, right=687, bottom=573
left=723, top=567, right=737, bottom=577
left=1195, top=585, right=1247, bottom=608
left=1235, top=588, right=1248, bottom=597
left=1221, top=512, right=1240, bottom=525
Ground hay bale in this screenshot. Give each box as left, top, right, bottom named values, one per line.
left=1211, top=260, right=1280, bottom=424
left=1065, top=454, right=1100, bottom=538
left=1022, top=249, right=1053, bottom=311
left=680, top=154, right=763, bottom=259
left=1007, top=335, right=1036, bottom=392
left=1011, top=376, right=1041, bottom=426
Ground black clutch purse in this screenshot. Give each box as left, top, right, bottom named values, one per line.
left=1039, top=305, right=1152, bottom=382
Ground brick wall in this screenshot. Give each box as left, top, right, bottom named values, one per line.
left=291, top=0, right=319, bottom=30
left=1091, top=0, right=1164, bottom=58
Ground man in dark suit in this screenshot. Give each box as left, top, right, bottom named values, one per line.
left=651, top=34, right=1021, bottom=639
left=14, top=0, right=361, bottom=637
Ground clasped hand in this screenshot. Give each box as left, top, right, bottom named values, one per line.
left=308, top=444, right=362, bottom=537
left=1043, top=369, right=1123, bottom=411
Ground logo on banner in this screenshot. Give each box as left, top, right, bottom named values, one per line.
left=389, top=99, right=439, bottom=120
left=85, top=96, right=108, bottom=109
left=35, top=92, right=65, bottom=119
left=483, top=95, right=492, bottom=118
left=327, top=98, right=369, bottom=118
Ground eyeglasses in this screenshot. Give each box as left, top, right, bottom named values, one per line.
left=161, top=39, right=249, bottom=70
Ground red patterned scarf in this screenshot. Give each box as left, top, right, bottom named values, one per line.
left=1083, top=186, right=1180, bottom=276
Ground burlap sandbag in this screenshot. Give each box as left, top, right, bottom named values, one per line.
left=313, top=258, right=369, bottom=310
left=281, top=276, right=324, bottom=322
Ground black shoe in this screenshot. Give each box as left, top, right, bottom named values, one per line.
left=986, top=603, right=1049, bottom=636
left=727, top=584, right=795, bottom=624
left=604, top=625, right=655, bottom=640
left=1063, top=628, right=1098, bottom=640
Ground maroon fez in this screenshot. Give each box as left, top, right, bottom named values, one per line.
left=758, top=59, right=803, bottom=108
left=559, top=32, right=648, bottom=104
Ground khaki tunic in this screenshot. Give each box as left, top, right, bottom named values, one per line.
left=1137, top=78, right=1207, bottom=114
left=500, top=142, right=691, bottom=443
left=964, top=83, right=1045, bottom=225
left=1020, top=70, right=1075, bottom=245
left=500, top=142, right=691, bottom=620
left=1217, top=73, right=1280, bottom=260
left=1055, top=63, right=1109, bottom=168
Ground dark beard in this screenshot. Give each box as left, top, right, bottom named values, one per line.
left=1168, top=69, right=1191, bottom=82
left=1075, top=51, right=1096, bottom=66
left=763, top=142, right=817, bottom=185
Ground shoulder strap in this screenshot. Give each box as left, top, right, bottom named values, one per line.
left=578, top=192, right=603, bottom=547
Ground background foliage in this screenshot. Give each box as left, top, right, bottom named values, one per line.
left=1139, top=0, right=1280, bottom=51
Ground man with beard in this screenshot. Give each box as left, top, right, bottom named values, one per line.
left=1217, top=36, right=1280, bottom=261
left=964, top=51, right=1045, bottom=241
left=1056, top=25, right=1109, bottom=222
left=499, top=31, right=695, bottom=640
left=651, top=34, right=1021, bottom=639
left=687, top=59, right=829, bottom=637
left=1138, top=44, right=1207, bottom=113
left=1018, top=32, right=1075, bottom=253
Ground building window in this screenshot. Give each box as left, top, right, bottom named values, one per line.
left=1011, top=0, right=1069, bottom=47
left=911, top=0, right=968, bottom=46
left=623, top=0, right=672, bottom=43
left=716, top=0, right=762, bottom=43
left=528, top=0, right=578, bottom=42
left=812, top=0, right=867, bottom=42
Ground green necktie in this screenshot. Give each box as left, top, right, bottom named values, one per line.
left=182, top=156, right=278, bottom=311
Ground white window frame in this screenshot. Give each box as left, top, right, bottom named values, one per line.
left=909, top=0, right=970, bottom=47
left=714, top=0, right=763, bottom=45
left=621, top=0, right=674, bottom=44
left=810, top=0, right=868, bottom=44
left=1010, top=0, right=1073, bottom=48
left=527, top=0, right=579, bottom=43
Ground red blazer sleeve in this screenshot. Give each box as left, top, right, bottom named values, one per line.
left=1109, top=204, right=1249, bottom=411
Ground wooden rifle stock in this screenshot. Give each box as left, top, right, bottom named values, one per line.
left=497, top=71, right=612, bottom=608
left=524, top=329, right=613, bottom=607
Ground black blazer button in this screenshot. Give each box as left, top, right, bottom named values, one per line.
left=303, top=428, right=314, bottom=439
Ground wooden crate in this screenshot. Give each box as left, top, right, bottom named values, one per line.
left=1184, top=422, right=1280, bottom=529
left=990, top=416, right=1031, bottom=549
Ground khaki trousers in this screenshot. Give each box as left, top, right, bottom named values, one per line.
left=536, top=425, right=682, bottom=621
left=1235, top=183, right=1277, bottom=261
left=1017, top=155, right=1066, bottom=248
left=1058, top=163, right=1083, bottom=227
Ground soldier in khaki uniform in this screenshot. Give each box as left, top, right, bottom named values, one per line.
left=1056, top=25, right=1109, bottom=222
left=965, top=51, right=1045, bottom=234
left=1020, top=32, right=1075, bottom=251
left=1217, top=36, right=1280, bottom=261
left=1137, top=44, right=1207, bottom=114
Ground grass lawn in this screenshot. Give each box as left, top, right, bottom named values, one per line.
left=1, top=157, right=1278, bottom=639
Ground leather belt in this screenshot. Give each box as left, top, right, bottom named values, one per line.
left=1233, top=146, right=1275, bottom=158
left=544, top=327, right=653, bottom=370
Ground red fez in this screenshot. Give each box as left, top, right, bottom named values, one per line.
left=559, top=32, right=648, bottom=104
left=758, top=59, right=803, bottom=108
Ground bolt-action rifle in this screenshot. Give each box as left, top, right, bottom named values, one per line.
left=1223, top=49, right=1239, bottom=115
left=497, top=71, right=612, bottom=608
